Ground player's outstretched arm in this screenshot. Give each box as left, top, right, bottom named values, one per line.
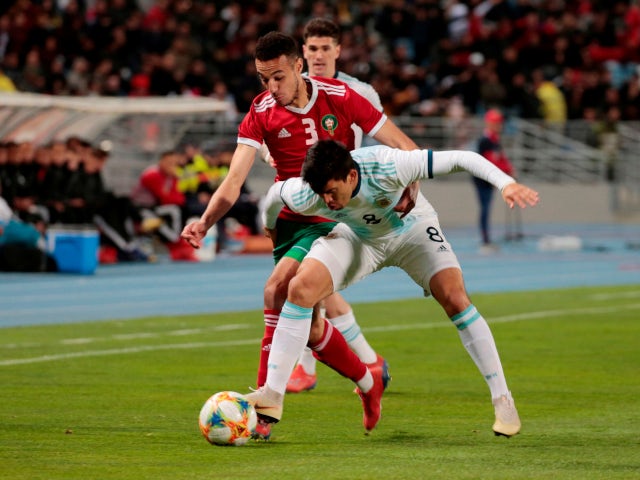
left=501, top=183, right=539, bottom=209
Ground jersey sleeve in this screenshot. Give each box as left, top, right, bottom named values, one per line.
left=430, top=150, right=516, bottom=190
left=388, top=147, right=516, bottom=191
left=262, top=178, right=323, bottom=229
left=345, top=85, right=387, bottom=137
left=237, top=107, right=264, bottom=150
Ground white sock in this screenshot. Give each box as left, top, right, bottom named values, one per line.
left=265, top=301, right=312, bottom=396
left=297, top=347, right=317, bottom=375
left=330, top=310, right=378, bottom=364
left=356, top=368, right=374, bottom=393
left=451, top=305, right=509, bottom=399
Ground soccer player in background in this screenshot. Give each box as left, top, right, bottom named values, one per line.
left=252, top=139, right=539, bottom=436
left=181, top=31, right=419, bottom=439
left=284, top=17, right=387, bottom=394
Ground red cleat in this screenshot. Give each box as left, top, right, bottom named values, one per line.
left=367, top=354, right=391, bottom=390
left=251, top=417, right=272, bottom=441
left=286, top=364, right=318, bottom=393
left=355, top=367, right=384, bottom=433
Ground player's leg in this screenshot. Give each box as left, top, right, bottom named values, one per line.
left=249, top=255, right=383, bottom=431
left=257, top=255, right=300, bottom=388
left=396, top=218, right=520, bottom=436
left=287, top=291, right=391, bottom=393
left=303, top=227, right=385, bottom=431
left=472, top=177, right=494, bottom=246
left=324, top=293, right=377, bottom=364
left=256, top=220, right=335, bottom=388
left=429, top=267, right=520, bottom=437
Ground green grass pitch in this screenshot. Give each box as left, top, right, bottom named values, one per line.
left=1, top=285, right=639, bottom=479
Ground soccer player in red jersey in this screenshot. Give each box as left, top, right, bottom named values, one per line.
left=181, top=32, right=418, bottom=437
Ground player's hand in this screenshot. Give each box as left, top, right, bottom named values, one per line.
left=181, top=218, right=208, bottom=249
left=394, top=181, right=420, bottom=218
left=502, top=183, right=539, bottom=209
left=264, top=227, right=277, bottom=248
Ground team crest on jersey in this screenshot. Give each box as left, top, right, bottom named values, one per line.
left=321, top=114, right=338, bottom=136
left=375, top=195, right=392, bottom=208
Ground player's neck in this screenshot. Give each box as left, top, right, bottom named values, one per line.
left=291, top=77, right=311, bottom=108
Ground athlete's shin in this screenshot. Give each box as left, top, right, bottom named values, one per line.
left=310, top=319, right=371, bottom=391
left=450, top=305, right=509, bottom=398
left=265, top=301, right=313, bottom=395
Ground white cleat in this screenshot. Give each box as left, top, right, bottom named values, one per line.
left=245, top=386, right=284, bottom=424
left=492, top=393, right=521, bottom=437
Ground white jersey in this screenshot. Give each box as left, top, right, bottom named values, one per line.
left=334, top=71, right=383, bottom=112
left=263, top=146, right=515, bottom=241
left=304, top=71, right=383, bottom=148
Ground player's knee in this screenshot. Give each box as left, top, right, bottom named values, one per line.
left=438, top=290, right=471, bottom=318
left=287, top=274, right=320, bottom=308
left=263, top=274, right=289, bottom=307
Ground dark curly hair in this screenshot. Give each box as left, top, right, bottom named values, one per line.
left=302, top=140, right=355, bottom=194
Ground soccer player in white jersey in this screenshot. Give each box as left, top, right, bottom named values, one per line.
left=251, top=139, right=539, bottom=436
left=182, top=32, right=418, bottom=439
left=283, top=18, right=388, bottom=394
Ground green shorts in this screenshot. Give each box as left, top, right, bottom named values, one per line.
left=272, top=219, right=337, bottom=264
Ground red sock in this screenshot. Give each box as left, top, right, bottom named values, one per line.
left=310, top=319, right=367, bottom=383
left=256, top=309, right=279, bottom=387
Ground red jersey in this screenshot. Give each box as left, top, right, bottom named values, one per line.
left=238, top=76, right=386, bottom=223
left=131, top=165, right=185, bottom=207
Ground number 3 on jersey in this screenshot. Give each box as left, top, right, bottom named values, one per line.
left=302, top=118, right=318, bottom=145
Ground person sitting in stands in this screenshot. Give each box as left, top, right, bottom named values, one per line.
left=130, top=149, right=202, bottom=261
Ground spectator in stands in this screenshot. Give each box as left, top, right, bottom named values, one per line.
left=58, top=138, right=107, bottom=224
left=130, top=149, right=200, bottom=261
left=178, top=140, right=259, bottom=252
left=4, top=140, right=40, bottom=222
left=472, top=108, right=515, bottom=252
left=532, top=67, right=567, bottom=128
left=0, top=189, right=57, bottom=272
left=85, top=145, right=153, bottom=263
left=0, top=66, right=16, bottom=92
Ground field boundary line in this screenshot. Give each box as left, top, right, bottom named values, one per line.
left=2, top=303, right=639, bottom=366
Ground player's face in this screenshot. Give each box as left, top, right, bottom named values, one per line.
left=256, top=55, right=304, bottom=107
left=303, top=36, right=340, bottom=78
left=319, top=170, right=358, bottom=210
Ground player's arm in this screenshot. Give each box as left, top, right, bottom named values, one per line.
left=262, top=181, right=287, bottom=231
left=181, top=143, right=256, bottom=248
left=429, top=150, right=539, bottom=208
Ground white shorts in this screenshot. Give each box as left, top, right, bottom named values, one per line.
left=305, top=217, right=461, bottom=296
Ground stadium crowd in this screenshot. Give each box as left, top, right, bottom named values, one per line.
left=0, top=136, right=262, bottom=269
left=0, top=0, right=639, bottom=123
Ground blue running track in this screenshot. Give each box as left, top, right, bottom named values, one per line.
left=1, top=223, right=639, bottom=328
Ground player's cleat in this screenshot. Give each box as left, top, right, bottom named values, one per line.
left=245, top=385, right=284, bottom=424
left=286, top=364, right=318, bottom=393
left=492, top=393, right=521, bottom=437
left=355, top=366, right=384, bottom=433
left=251, top=417, right=272, bottom=441
left=367, top=354, right=392, bottom=390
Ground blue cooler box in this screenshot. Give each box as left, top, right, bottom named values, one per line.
left=47, top=227, right=99, bottom=274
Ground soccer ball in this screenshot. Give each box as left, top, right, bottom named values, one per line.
left=198, top=391, right=257, bottom=446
